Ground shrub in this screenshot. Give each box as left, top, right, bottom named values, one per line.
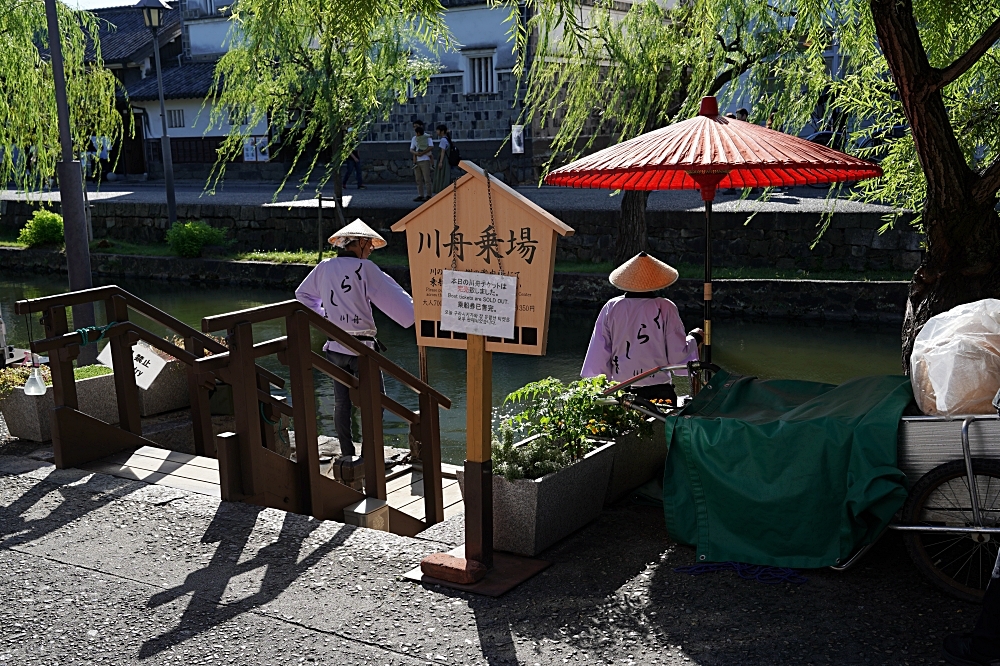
left=165, top=220, right=227, bottom=258
left=17, top=210, right=64, bottom=247
left=494, top=375, right=652, bottom=480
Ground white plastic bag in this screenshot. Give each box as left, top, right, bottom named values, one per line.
left=910, top=299, right=1000, bottom=416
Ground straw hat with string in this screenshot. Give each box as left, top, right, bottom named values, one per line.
left=609, top=252, right=679, bottom=292
left=328, top=219, right=387, bottom=249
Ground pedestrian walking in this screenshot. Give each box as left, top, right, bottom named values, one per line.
left=341, top=147, right=365, bottom=189
left=294, top=219, right=415, bottom=462
left=432, top=124, right=452, bottom=194
left=410, top=121, right=433, bottom=201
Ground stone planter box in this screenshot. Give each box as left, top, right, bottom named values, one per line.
left=0, top=360, right=191, bottom=442
left=603, top=419, right=667, bottom=506
left=138, top=360, right=190, bottom=417
left=1, top=373, right=119, bottom=442
left=457, top=441, right=616, bottom=557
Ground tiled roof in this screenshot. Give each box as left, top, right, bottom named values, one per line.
left=86, top=7, right=181, bottom=64
left=124, top=62, right=218, bottom=101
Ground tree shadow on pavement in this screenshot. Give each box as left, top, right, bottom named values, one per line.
left=435, top=504, right=669, bottom=665
left=0, top=464, right=142, bottom=550
left=645, top=531, right=974, bottom=665
left=138, top=503, right=355, bottom=660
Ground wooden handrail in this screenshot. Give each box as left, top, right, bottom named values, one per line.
left=15, top=284, right=227, bottom=355
left=204, top=299, right=451, bottom=408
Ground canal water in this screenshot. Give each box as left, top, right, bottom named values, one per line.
left=0, top=275, right=904, bottom=464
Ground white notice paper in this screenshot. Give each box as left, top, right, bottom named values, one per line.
left=440, top=270, right=517, bottom=339
left=97, top=341, right=168, bottom=390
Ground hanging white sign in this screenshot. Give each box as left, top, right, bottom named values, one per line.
left=97, top=341, right=168, bottom=390
left=440, top=269, right=517, bottom=339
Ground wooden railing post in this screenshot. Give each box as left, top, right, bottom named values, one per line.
left=357, top=354, right=387, bottom=500
left=184, top=336, right=215, bottom=457
left=286, top=309, right=322, bottom=516
left=105, top=294, right=142, bottom=436
left=42, top=306, right=78, bottom=410
left=419, top=392, right=444, bottom=525
left=228, top=321, right=265, bottom=496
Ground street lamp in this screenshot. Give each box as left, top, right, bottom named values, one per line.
left=134, top=0, right=177, bottom=224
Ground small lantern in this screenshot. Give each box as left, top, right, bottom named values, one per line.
left=134, top=0, right=173, bottom=30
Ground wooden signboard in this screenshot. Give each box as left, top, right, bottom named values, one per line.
left=391, top=161, right=574, bottom=356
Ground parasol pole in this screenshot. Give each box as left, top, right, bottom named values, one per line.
left=703, top=198, right=713, bottom=363
left=689, top=169, right=727, bottom=365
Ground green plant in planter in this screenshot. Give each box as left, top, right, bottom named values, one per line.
left=165, top=220, right=228, bottom=258
left=18, top=210, right=64, bottom=247
left=497, top=375, right=651, bottom=479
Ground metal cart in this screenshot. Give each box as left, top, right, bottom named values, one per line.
left=604, top=363, right=1000, bottom=602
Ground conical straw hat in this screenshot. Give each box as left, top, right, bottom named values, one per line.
left=328, top=218, right=387, bottom=249
left=609, top=252, right=679, bottom=292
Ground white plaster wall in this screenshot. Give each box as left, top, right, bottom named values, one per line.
left=189, top=19, right=233, bottom=57
left=139, top=98, right=266, bottom=139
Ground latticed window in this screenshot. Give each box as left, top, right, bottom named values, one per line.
left=464, top=54, right=495, bottom=95
left=167, top=109, right=185, bottom=129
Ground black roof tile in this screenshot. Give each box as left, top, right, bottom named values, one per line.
left=86, top=7, right=181, bottom=65
left=124, top=62, right=218, bottom=101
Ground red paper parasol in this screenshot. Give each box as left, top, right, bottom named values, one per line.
left=545, top=96, right=883, bottom=362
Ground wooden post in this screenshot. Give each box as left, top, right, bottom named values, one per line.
left=464, top=333, right=493, bottom=568
left=418, top=345, right=428, bottom=384
left=228, top=321, right=265, bottom=496
left=185, top=336, right=215, bottom=457
left=43, top=306, right=78, bottom=411
left=286, top=309, right=321, bottom=516
left=105, top=294, right=142, bottom=436
left=419, top=392, right=443, bottom=525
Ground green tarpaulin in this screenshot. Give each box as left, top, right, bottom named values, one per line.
left=663, top=370, right=913, bottom=568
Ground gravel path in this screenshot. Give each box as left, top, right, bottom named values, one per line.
left=0, top=451, right=969, bottom=665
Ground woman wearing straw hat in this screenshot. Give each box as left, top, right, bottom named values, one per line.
left=581, top=252, right=703, bottom=406
left=295, top=219, right=415, bottom=461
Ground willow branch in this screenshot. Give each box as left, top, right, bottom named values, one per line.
left=930, top=16, right=1000, bottom=91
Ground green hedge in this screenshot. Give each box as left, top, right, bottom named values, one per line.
left=165, top=220, right=227, bottom=258
left=18, top=210, right=64, bottom=247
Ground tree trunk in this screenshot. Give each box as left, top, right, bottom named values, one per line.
left=615, top=190, right=650, bottom=265
left=869, top=0, right=1000, bottom=372
left=332, top=177, right=347, bottom=228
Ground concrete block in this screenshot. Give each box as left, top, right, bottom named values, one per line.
left=0, top=372, right=119, bottom=442
left=344, top=497, right=389, bottom=532
left=604, top=422, right=667, bottom=505
left=138, top=360, right=190, bottom=417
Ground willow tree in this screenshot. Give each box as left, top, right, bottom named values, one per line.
left=0, top=0, right=123, bottom=192
left=511, top=0, right=831, bottom=264
left=207, top=0, right=448, bottom=225
left=514, top=0, right=1000, bottom=366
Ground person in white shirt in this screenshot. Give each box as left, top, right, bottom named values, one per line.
left=295, top=219, right=415, bottom=459
left=409, top=121, right=434, bottom=202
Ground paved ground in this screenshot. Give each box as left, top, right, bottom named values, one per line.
left=0, top=441, right=976, bottom=666
left=0, top=180, right=902, bottom=215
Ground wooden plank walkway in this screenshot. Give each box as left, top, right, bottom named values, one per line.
left=81, top=446, right=465, bottom=523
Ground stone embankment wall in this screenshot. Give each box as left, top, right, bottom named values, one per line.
left=0, top=247, right=908, bottom=324
left=1, top=199, right=921, bottom=273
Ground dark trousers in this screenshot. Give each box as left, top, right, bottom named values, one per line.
left=327, top=351, right=383, bottom=457
left=341, top=159, right=363, bottom=188
left=973, top=552, right=1000, bottom=656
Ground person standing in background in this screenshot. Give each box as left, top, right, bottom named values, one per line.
left=410, top=121, right=433, bottom=202
left=341, top=146, right=365, bottom=190
left=433, top=124, right=452, bottom=194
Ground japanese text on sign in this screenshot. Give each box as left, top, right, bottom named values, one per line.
left=97, top=341, right=168, bottom=390
left=416, top=226, right=539, bottom=265
left=440, top=270, right=517, bottom=339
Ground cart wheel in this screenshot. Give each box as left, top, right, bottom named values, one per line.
left=902, top=458, right=1000, bottom=603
